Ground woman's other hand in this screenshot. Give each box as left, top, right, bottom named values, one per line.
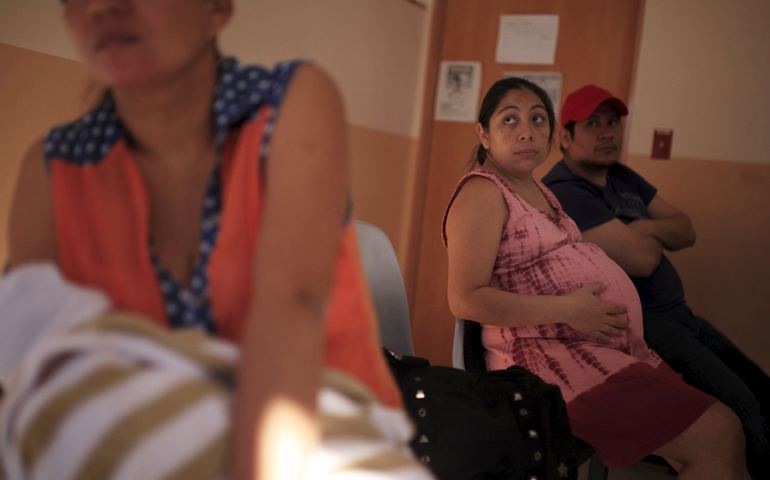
left=563, top=282, right=629, bottom=344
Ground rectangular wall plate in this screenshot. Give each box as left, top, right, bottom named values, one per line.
left=652, top=129, right=673, bottom=159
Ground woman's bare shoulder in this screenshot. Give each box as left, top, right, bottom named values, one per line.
left=267, top=61, right=347, bottom=204
left=284, top=63, right=342, bottom=114
left=459, top=174, right=504, bottom=197
left=450, top=174, right=509, bottom=223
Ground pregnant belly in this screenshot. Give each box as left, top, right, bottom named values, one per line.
left=490, top=242, right=643, bottom=338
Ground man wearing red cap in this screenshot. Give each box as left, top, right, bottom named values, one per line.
left=542, top=85, right=769, bottom=476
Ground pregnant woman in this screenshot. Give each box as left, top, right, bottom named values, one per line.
left=442, top=77, right=751, bottom=479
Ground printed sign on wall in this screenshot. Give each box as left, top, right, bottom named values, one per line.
left=434, top=61, right=482, bottom=123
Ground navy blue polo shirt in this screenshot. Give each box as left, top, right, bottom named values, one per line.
left=542, top=160, right=684, bottom=312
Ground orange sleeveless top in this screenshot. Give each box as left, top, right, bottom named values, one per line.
left=44, top=59, right=401, bottom=407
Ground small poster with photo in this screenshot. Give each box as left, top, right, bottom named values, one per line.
left=503, top=71, right=562, bottom=119
left=434, top=61, right=482, bottom=123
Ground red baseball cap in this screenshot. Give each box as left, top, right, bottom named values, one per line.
left=560, top=85, right=628, bottom=127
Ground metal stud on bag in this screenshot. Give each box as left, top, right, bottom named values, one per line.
left=418, top=408, right=427, bottom=418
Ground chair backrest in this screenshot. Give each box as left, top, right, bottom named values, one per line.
left=452, top=319, right=466, bottom=370
left=452, top=318, right=487, bottom=373
left=355, top=221, right=414, bottom=357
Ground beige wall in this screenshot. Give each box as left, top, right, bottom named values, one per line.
left=0, top=0, right=429, bottom=138
left=0, top=0, right=432, bottom=268
left=625, top=0, right=770, bottom=371
left=628, top=0, right=770, bottom=164
left=0, top=0, right=76, bottom=60
left=221, top=0, right=427, bottom=138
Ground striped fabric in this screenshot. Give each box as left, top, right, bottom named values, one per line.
left=0, top=312, right=432, bottom=480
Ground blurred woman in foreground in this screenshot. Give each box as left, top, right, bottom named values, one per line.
left=5, top=1, right=428, bottom=479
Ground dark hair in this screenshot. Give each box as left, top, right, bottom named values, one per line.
left=559, top=121, right=575, bottom=154
left=472, top=77, right=556, bottom=168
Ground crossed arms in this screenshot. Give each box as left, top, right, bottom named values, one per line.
left=581, top=195, right=696, bottom=278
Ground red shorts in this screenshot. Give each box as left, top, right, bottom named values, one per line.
left=567, top=361, right=718, bottom=469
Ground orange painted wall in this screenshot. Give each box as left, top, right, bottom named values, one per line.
left=0, top=44, right=92, bottom=265
left=625, top=154, right=770, bottom=372
left=348, top=124, right=419, bottom=260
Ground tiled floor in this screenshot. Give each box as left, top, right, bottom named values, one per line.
left=577, top=460, right=677, bottom=480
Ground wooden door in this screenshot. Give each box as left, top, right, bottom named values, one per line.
left=409, top=0, right=644, bottom=365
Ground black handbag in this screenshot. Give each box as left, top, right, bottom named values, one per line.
left=384, top=349, right=577, bottom=480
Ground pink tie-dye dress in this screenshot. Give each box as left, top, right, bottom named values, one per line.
left=443, top=170, right=716, bottom=469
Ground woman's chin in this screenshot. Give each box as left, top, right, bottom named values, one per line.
left=90, top=58, right=164, bottom=90
left=514, top=159, right=546, bottom=176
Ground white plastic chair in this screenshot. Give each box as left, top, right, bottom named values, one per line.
left=452, top=318, right=466, bottom=370
left=355, top=221, right=414, bottom=357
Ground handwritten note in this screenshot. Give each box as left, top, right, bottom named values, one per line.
left=496, top=15, right=560, bottom=65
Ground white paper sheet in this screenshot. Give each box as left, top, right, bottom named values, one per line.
left=495, top=14, right=560, bottom=65
left=434, top=61, right=482, bottom=123
left=503, top=71, right=563, bottom=118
